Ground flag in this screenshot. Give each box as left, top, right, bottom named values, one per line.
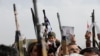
left=42, top=9, right=52, bottom=32
left=45, top=17, right=52, bottom=32
left=45, top=17, right=50, bottom=26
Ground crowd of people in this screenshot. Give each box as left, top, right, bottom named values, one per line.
left=0, top=31, right=100, bottom=56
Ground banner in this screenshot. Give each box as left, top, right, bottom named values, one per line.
left=61, top=26, right=74, bottom=44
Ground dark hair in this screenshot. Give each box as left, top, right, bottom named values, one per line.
left=0, top=44, right=19, bottom=56
left=48, top=48, right=55, bottom=54
left=27, top=42, right=37, bottom=55
left=48, top=32, right=56, bottom=38
left=80, top=47, right=100, bottom=55
left=48, top=48, right=55, bottom=56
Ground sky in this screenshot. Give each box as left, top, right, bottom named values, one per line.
left=0, top=0, right=100, bottom=48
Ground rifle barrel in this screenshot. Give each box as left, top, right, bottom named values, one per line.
left=91, top=10, right=96, bottom=47
left=13, top=4, right=19, bottom=31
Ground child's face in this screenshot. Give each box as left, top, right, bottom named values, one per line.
left=48, top=36, right=55, bottom=43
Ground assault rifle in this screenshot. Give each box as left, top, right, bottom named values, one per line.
left=31, top=0, right=47, bottom=56
left=57, top=13, right=69, bottom=55
left=13, top=4, right=25, bottom=56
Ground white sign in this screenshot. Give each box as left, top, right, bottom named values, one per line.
left=61, top=26, right=74, bottom=43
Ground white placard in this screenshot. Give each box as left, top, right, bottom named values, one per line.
left=61, top=26, right=74, bottom=43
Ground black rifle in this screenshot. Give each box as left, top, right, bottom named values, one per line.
left=31, top=8, right=37, bottom=36
left=31, top=0, right=47, bottom=56
left=91, top=10, right=96, bottom=47
left=91, top=10, right=100, bottom=50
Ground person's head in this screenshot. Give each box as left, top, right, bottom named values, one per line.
left=80, top=47, right=100, bottom=56
left=48, top=48, right=55, bottom=56
left=0, top=44, right=19, bottom=56
left=28, top=42, right=38, bottom=56
left=68, top=43, right=80, bottom=54
left=48, top=32, right=56, bottom=43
